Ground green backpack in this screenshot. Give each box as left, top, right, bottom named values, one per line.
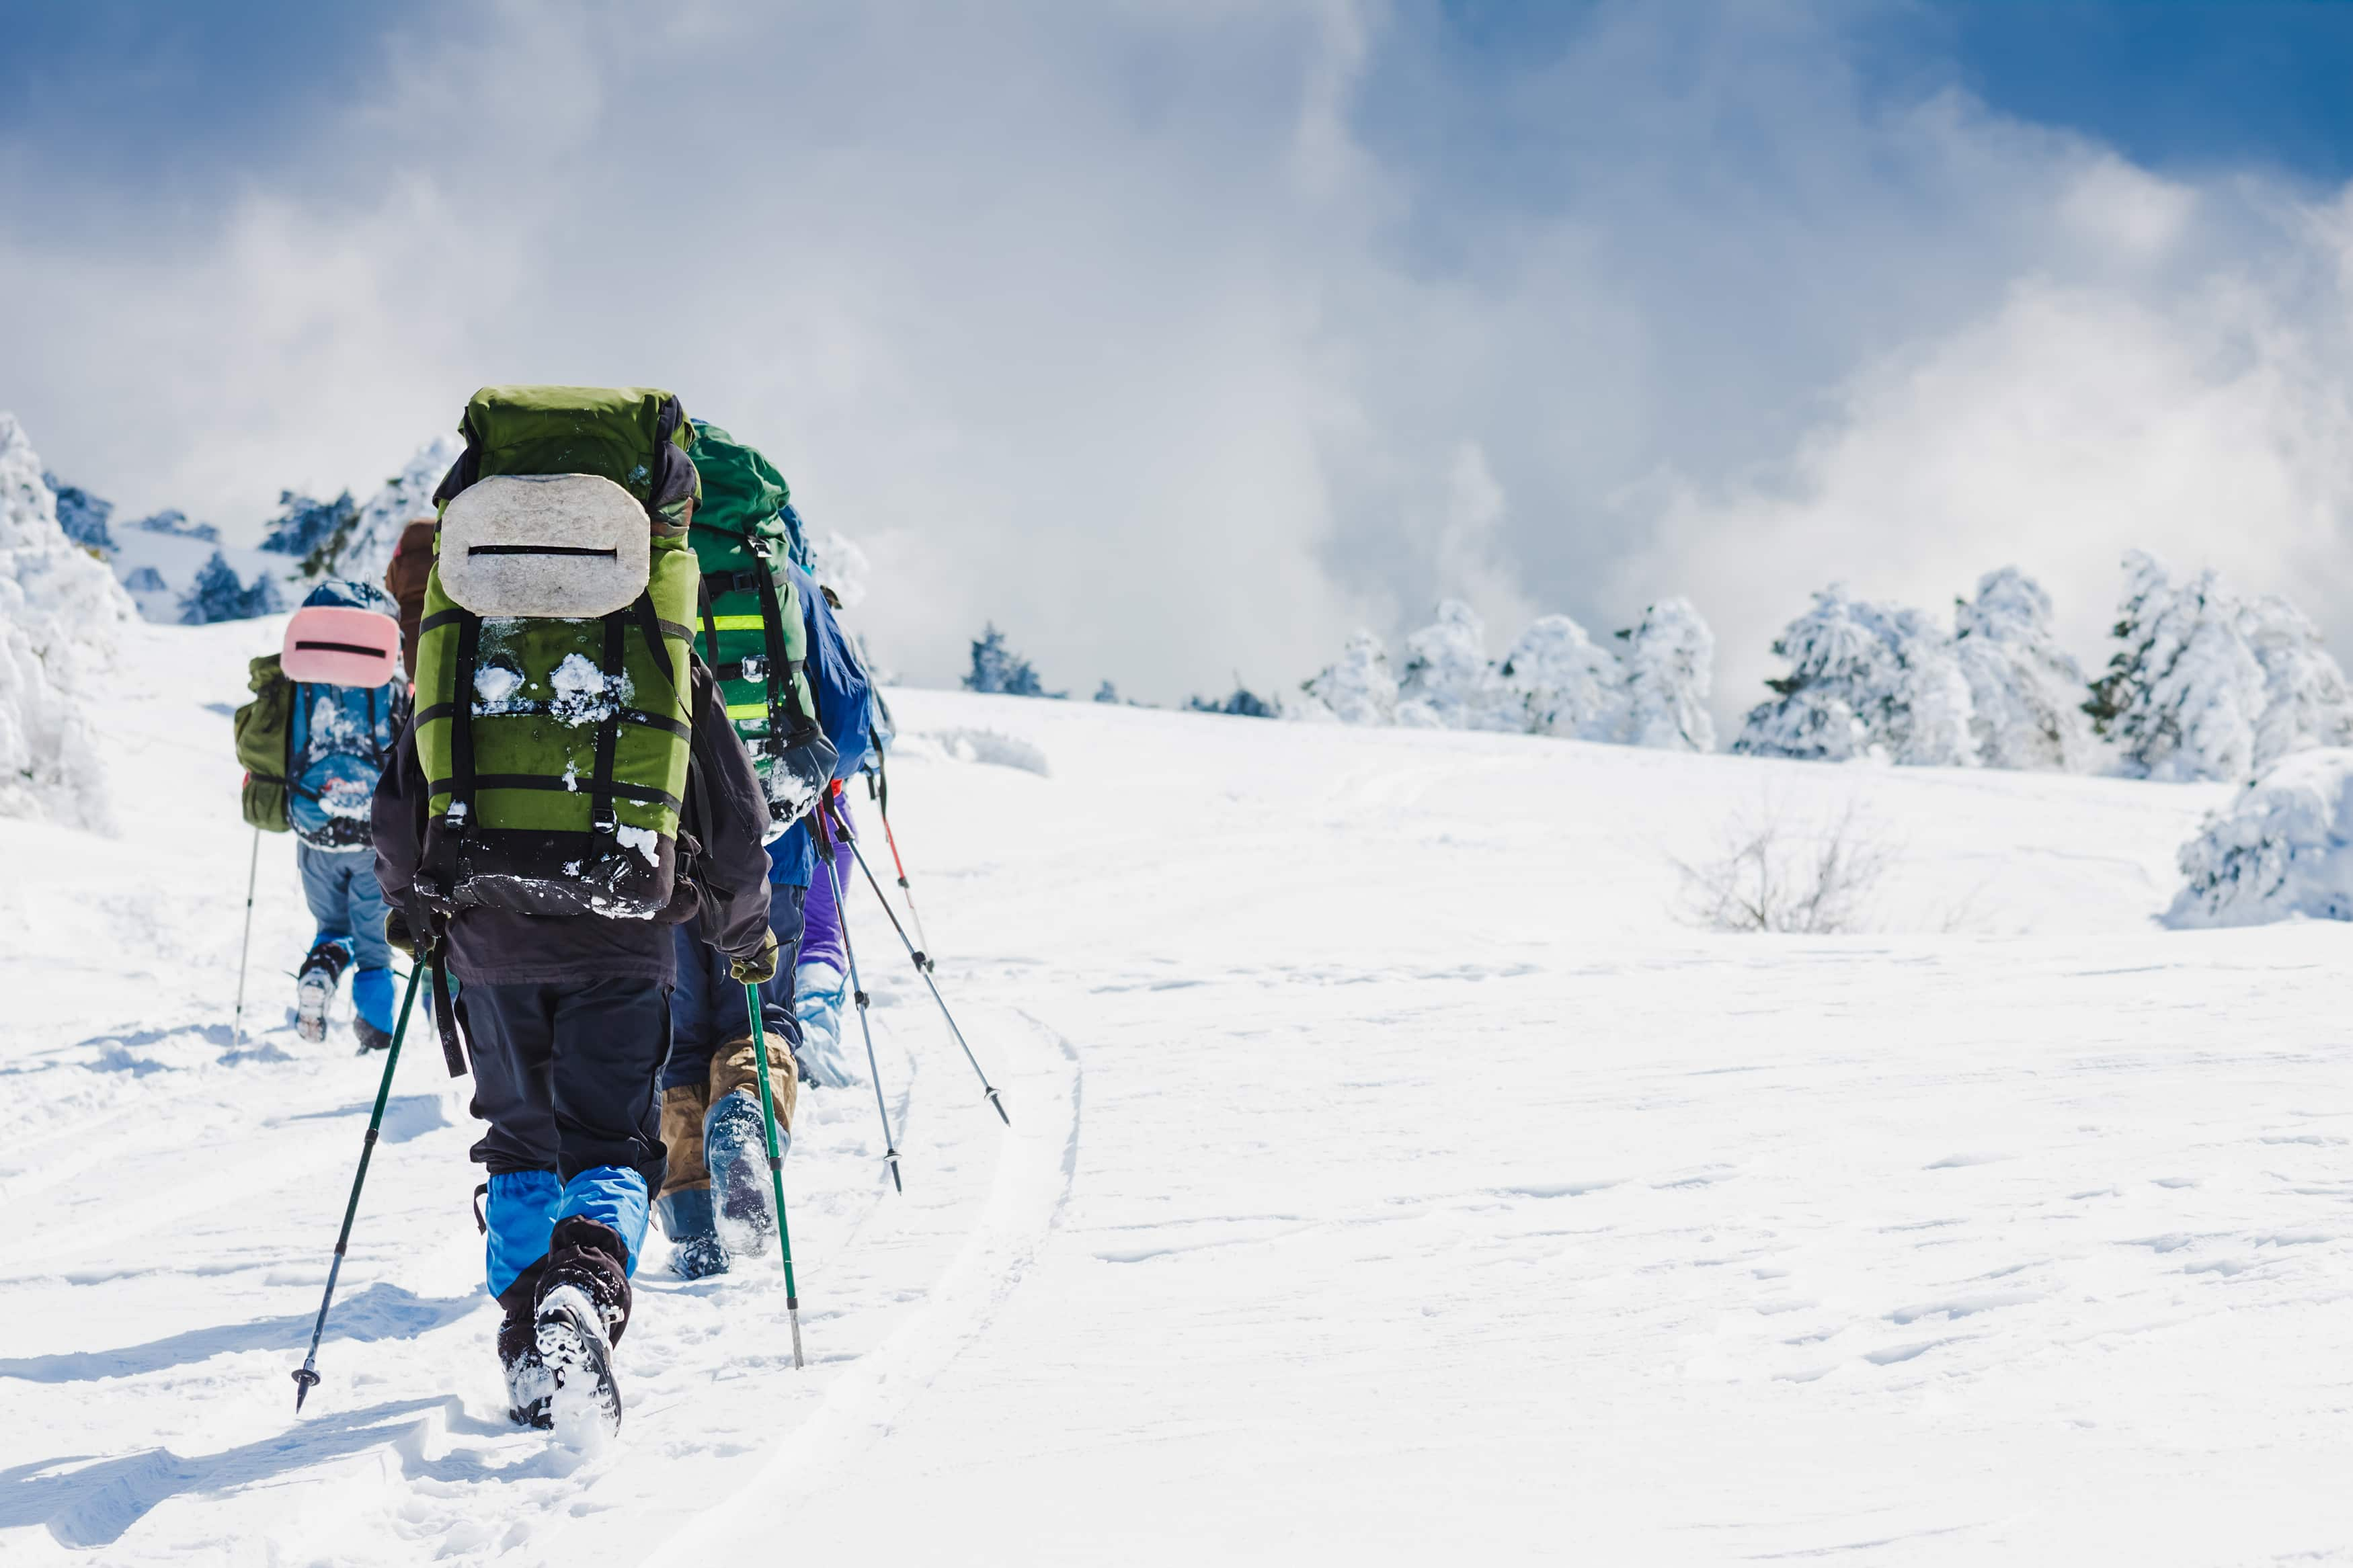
left=234, top=654, right=294, bottom=833
left=411, top=386, right=702, bottom=918
left=686, top=419, right=836, bottom=831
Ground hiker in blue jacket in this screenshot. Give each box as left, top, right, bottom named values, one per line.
left=655, top=558, right=875, bottom=1278
left=284, top=581, right=410, bottom=1049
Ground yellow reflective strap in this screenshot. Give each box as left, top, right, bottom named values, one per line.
left=724, top=702, right=772, bottom=722
left=707, top=615, right=767, bottom=631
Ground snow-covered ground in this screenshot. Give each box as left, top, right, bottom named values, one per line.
left=4, top=618, right=2351, bottom=1565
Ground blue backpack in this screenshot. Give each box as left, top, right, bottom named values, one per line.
left=286, top=582, right=409, bottom=850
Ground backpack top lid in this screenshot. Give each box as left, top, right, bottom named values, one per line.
left=686, top=420, right=789, bottom=539
left=282, top=581, right=402, bottom=687
left=438, top=386, right=699, bottom=530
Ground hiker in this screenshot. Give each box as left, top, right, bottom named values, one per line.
left=372, top=387, right=782, bottom=1436
left=233, top=580, right=409, bottom=1048
left=383, top=517, right=436, bottom=682
left=653, top=423, right=871, bottom=1278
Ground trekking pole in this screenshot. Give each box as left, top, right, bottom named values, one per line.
left=744, top=983, right=805, bottom=1370
left=231, top=827, right=260, bottom=1048
left=828, top=795, right=1009, bottom=1126
left=867, top=758, right=932, bottom=967
left=816, top=807, right=903, bottom=1193
left=292, top=964, right=424, bottom=1411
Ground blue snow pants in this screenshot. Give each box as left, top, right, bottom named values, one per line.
left=460, top=978, right=670, bottom=1302
left=661, top=882, right=807, bottom=1092
left=295, top=841, right=394, bottom=1033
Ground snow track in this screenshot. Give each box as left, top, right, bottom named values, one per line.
left=9, top=624, right=2353, bottom=1563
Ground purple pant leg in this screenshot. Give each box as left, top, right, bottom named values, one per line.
left=800, top=798, right=856, bottom=974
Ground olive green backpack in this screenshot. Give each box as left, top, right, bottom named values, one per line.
left=686, top=419, right=836, bottom=831
left=411, top=386, right=702, bottom=919
left=234, top=654, right=294, bottom=833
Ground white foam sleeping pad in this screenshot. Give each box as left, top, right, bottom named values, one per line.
left=436, top=473, right=651, bottom=619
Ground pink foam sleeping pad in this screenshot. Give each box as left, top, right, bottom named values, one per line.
left=281, top=606, right=403, bottom=687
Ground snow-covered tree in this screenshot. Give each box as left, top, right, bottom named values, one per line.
left=1499, top=614, right=1622, bottom=740
left=1094, top=679, right=1121, bottom=704
left=319, top=438, right=459, bottom=586
left=1, top=413, right=134, bottom=828
left=2240, top=593, right=2353, bottom=770
left=1395, top=600, right=1520, bottom=731
left=134, top=508, right=219, bottom=542
left=178, top=551, right=282, bottom=624
left=2085, top=551, right=2266, bottom=782
left=1300, top=630, right=1398, bottom=725
left=42, top=472, right=114, bottom=553
left=1615, top=597, right=1716, bottom=752
left=1187, top=684, right=1275, bottom=718
left=963, top=624, right=1055, bottom=697
left=260, top=489, right=358, bottom=566
left=803, top=526, right=872, bottom=609
left=1952, top=567, right=2091, bottom=772
left=2168, top=747, right=2353, bottom=926
left=1737, top=587, right=1975, bottom=766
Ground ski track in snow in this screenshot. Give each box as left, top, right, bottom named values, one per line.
left=7, top=619, right=2353, bottom=1563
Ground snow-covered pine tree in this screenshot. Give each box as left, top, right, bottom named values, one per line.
left=1394, top=600, right=1519, bottom=731
left=1498, top=614, right=1622, bottom=739
left=260, top=490, right=358, bottom=565
left=1187, top=685, right=1275, bottom=718
left=1952, top=567, right=2091, bottom=772
left=134, top=508, right=220, bottom=542
left=1736, top=587, right=1975, bottom=766
left=1299, top=630, right=1398, bottom=725
left=1614, top=597, right=1716, bottom=751
left=315, top=438, right=458, bottom=586
left=41, top=472, right=114, bottom=553
left=1094, top=679, right=1122, bottom=704
left=2240, top=593, right=2353, bottom=770
left=1, top=414, right=134, bottom=827
left=178, top=551, right=282, bottom=624
left=2085, top=551, right=2265, bottom=781
left=963, top=624, right=1055, bottom=697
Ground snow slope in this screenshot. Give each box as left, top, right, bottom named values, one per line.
left=3, top=620, right=2351, bottom=1565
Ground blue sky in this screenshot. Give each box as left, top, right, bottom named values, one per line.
left=7, top=1, right=2353, bottom=710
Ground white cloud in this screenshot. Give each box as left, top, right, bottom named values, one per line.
left=5, top=0, right=2353, bottom=715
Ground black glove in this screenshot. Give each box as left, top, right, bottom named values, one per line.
left=730, top=930, right=780, bottom=986
left=386, top=909, right=420, bottom=961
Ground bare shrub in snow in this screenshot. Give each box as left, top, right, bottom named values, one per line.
left=1672, top=799, right=1889, bottom=934
left=1616, top=596, right=1715, bottom=752
left=2168, top=747, right=2353, bottom=926
left=1953, top=567, right=2093, bottom=772
left=1737, top=587, right=1975, bottom=766
left=2, top=414, right=134, bottom=829
left=2085, top=551, right=2268, bottom=782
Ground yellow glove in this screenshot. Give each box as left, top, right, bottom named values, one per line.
left=730, top=930, right=780, bottom=986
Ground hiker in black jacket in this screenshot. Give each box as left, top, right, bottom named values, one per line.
left=373, top=653, right=774, bottom=1431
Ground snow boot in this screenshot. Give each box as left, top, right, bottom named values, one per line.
left=654, top=1082, right=727, bottom=1280
left=534, top=1216, right=631, bottom=1440
left=496, top=1259, right=553, bottom=1429
left=352, top=1014, right=393, bottom=1053
left=705, top=1034, right=797, bottom=1253
left=294, top=938, right=352, bottom=1043
left=793, top=962, right=855, bottom=1087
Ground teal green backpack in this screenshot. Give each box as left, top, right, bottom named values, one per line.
left=685, top=419, right=836, bottom=831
